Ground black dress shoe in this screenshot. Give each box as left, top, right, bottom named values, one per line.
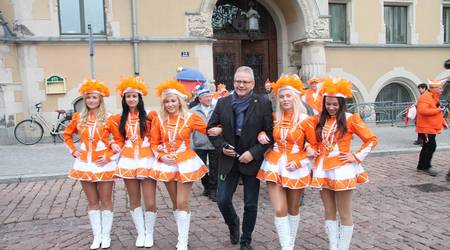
left=417, top=168, right=438, bottom=176
left=229, top=216, right=240, bottom=245
left=208, top=190, right=217, bottom=202
left=202, top=189, right=209, bottom=196
left=240, top=242, right=253, bottom=250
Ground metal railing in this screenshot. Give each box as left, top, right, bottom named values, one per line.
left=347, top=101, right=415, bottom=126
left=347, top=99, right=450, bottom=126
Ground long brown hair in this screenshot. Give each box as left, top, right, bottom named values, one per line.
left=315, top=96, right=347, bottom=141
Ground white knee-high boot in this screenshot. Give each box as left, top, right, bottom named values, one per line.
left=175, top=210, right=191, bottom=250
left=144, top=211, right=157, bottom=248
left=88, top=210, right=102, bottom=249
left=130, top=207, right=145, bottom=247
left=338, top=224, right=353, bottom=250
left=100, top=210, right=113, bottom=249
left=325, top=220, right=339, bottom=250
left=274, top=216, right=292, bottom=250
left=288, top=214, right=300, bottom=248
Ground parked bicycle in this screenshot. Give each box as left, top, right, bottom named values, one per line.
left=14, top=102, right=79, bottom=145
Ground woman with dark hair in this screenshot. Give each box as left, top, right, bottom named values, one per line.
left=109, top=76, right=157, bottom=248
left=64, top=79, right=116, bottom=249
left=302, top=77, right=378, bottom=250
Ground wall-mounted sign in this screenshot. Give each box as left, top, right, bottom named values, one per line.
left=45, top=75, right=66, bottom=94
left=181, top=51, right=190, bottom=57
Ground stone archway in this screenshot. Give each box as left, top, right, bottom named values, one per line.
left=190, top=0, right=329, bottom=80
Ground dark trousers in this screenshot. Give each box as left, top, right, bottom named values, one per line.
left=417, top=134, right=437, bottom=170
left=195, top=149, right=218, bottom=193
left=216, top=170, right=260, bottom=245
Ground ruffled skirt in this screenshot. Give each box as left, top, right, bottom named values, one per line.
left=257, top=155, right=312, bottom=189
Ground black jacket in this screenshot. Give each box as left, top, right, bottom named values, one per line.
left=207, top=93, right=273, bottom=176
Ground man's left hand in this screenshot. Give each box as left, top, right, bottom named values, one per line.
left=238, top=151, right=254, bottom=164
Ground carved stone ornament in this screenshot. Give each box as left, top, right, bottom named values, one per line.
left=305, top=18, right=329, bottom=39
left=187, top=13, right=213, bottom=37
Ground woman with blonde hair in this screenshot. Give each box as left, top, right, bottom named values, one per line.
left=150, top=80, right=219, bottom=250
left=64, top=79, right=116, bottom=249
left=256, top=74, right=312, bottom=250
left=302, top=77, right=378, bottom=250
left=109, top=76, right=157, bottom=248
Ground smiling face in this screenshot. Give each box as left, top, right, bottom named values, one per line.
left=163, top=94, right=180, bottom=115
left=325, top=96, right=340, bottom=116
left=233, top=71, right=255, bottom=98
left=125, top=92, right=139, bottom=109
left=85, top=93, right=101, bottom=110
left=278, top=89, right=295, bottom=112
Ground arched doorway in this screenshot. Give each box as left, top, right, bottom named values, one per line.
left=375, top=82, right=414, bottom=122
left=212, top=0, right=277, bottom=92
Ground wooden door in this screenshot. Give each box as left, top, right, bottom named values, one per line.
left=213, top=40, right=241, bottom=90
left=241, top=40, right=269, bottom=92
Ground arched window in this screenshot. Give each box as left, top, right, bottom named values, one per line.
left=375, top=82, right=413, bottom=122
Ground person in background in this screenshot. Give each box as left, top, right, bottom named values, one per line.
left=416, top=79, right=448, bottom=177
left=265, top=79, right=277, bottom=111
left=190, top=83, right=219, bottom=201
left=302, top=76, right=323, bottom=115
left=413, top=83, right=428, bottom=145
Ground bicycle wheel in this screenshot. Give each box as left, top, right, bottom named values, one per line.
left=56, top=119, right=80, bottom=143
left=14, top=119, right=44, bottom=145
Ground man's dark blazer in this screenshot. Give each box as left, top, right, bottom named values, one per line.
left=207, top=92, right=273, bottom=176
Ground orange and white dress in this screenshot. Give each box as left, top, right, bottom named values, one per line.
left=64, top=112, right=117, bottom=182
left=109, top=111, right=155, bottom=179
left=257, top=112, right=312, bottom=189
left=302, top=113, right=377, bottom=191
left=149, top=112, right=208, bottom=183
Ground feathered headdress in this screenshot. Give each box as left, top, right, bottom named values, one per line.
left=272, top=74, right=305, bottom=95
left=322, top=76, right=353, bottom=98
left=116, top=76, right=148, bottom=96
left=427, top=79, right=446, bottom=89
left=78, top=79, right=110, bottom=97
left=156, top=79, right=192, bottom=100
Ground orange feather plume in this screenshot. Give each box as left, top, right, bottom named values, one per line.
left=116, top=76, right=148, bottom=96
left=156, top=79, right=192, bottom=99
left=272, top=74, right=305, bottom=95
left=322, top=76, right=353, bottom=98
left=78, top=79, right=110, bottom=97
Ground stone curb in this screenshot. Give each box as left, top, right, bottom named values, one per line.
left=1, top=147, right=449, bottom=184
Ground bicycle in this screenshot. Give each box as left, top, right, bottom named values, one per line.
left=14, top=102, right=80, bottom=145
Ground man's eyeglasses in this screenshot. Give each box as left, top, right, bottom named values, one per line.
left=234, top=80, right=253, bottom=85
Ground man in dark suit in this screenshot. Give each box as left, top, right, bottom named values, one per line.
left=208, top=66, right=273, bottom=250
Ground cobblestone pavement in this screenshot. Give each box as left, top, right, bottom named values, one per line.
left=1, top=152, right=449, bottom=250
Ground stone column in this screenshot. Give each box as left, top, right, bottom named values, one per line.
left=300, top=41, right=327, bottom=82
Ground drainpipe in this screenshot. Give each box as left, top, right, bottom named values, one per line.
left=131, top=0, right=139, bottom=76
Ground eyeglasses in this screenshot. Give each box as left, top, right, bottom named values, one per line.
left=234, top=80, right=253, bottom=85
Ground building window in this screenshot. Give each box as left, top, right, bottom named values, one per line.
left=329, top=3, right=347, bottom=43
left=375, top=82, right=413, bottom=122
left=384, top=5, right=408, bottom=44
left=444, top=7, right=450, bottom=44
left=58, top=0, right=106, bottom=35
